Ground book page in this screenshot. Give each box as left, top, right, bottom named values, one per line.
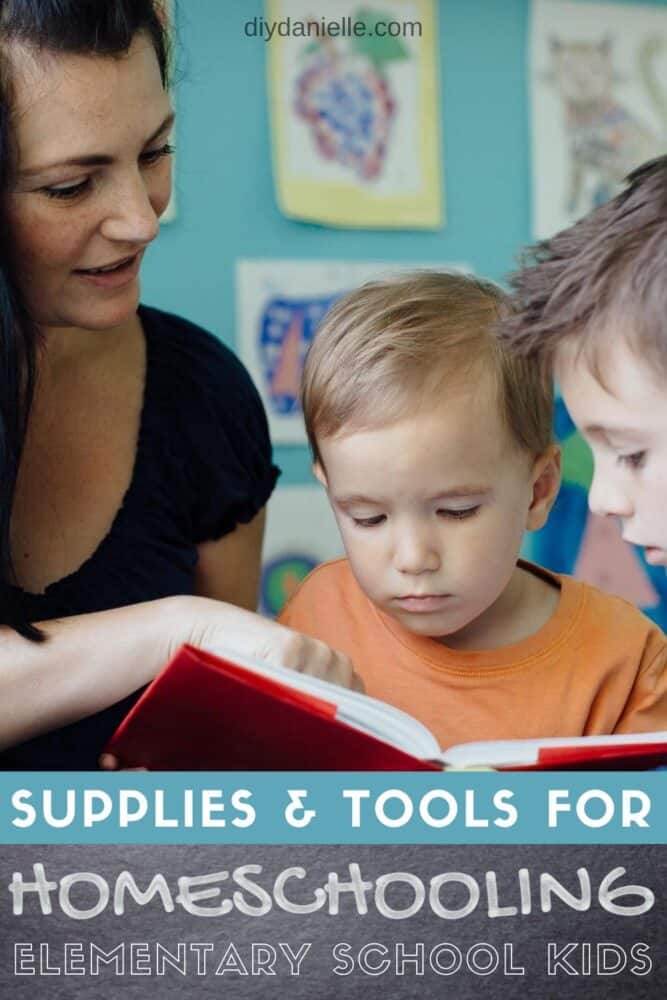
left=207, top=644, right=441, bottom=760
left=440, top=731, right=667, bottom=768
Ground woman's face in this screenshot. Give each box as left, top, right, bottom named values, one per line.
left=6, top=32, right=173, bottom=332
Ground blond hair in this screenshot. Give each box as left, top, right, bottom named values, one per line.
left=301, top=271, right=553, bottom=464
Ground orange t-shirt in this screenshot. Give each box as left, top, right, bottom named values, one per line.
left=279, top=558, right=667, bottom=750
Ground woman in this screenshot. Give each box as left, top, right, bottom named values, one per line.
left=0, top=0, right=355, bottom=769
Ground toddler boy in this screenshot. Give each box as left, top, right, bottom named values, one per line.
left=279, top=271, right=667, bottom=748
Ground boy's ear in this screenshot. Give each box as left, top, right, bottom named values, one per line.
left=312, top=461, right=328, bottom=489
left=526, top=444, right=561, bottom=531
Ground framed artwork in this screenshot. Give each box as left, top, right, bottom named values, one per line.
left=266, top=0, right=443, bottom=228
left=530, top=0, right=667, bottom=237
left=237, top=258, right=469, bottom=444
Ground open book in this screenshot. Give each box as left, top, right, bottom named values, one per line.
left=105, top=644, right=667, bottom=771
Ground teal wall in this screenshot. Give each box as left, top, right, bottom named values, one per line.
left=141, top=0, right=666, bottom=484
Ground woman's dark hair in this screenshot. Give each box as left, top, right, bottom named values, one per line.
left=0, top=0, right=170, bottom=640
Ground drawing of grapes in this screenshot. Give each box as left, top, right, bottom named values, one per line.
left=294, top=8, right=410, bottom=180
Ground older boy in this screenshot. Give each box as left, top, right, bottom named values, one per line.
left=279, top=271, right=667, bottom=749
left=500, top=156, right=667, bottom=568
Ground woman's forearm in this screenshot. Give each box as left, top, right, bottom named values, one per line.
left=0, top=597, right=182, bottom=750
left=0, top=593, right=359, bottom=752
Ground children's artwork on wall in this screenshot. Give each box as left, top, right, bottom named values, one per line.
left=522, top=395, right=667, bottom=631
left=237, top=258, right=469, bottom=444
left=265, top=0, right=442, bottom=228
left=261, top=485, right=344, bottom=617
left=530, top=0, right=667, bottom=238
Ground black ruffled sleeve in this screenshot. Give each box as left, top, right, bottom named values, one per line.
left=142, top=306, right=280, bottom=544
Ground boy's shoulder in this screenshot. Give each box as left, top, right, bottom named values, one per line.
left=284, top=557, right=357, bottom=600
left=543, top=562, right=666, bottom=647
left=279, top=558, right=364, bottom=622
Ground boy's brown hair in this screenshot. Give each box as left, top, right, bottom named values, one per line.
left=301, top=270, right=553, bottom=465
left=499, top=156, right=667, bottom=373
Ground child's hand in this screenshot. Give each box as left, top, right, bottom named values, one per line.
left=176, top=597, right=364, bottom=692
left=98, top=606, right=364, bottom=770
left=247, top=626, right=364, bottom=692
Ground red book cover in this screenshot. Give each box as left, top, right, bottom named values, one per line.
left=511, top=741, right=667, bottom=771
left=105, top=645, right=439, bottom=771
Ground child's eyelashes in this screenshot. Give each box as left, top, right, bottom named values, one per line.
left=437, top=506, right=480, bottom=520
left=351, top=514, right=386, bottom=528
left=616, top=451, right=647, bottom=470
left=350, top=506, right=480, bottom=528
left=41, top=142, right=175, bottom=200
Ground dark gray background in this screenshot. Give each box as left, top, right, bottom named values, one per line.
left=1, top=845, right=664, bottom=998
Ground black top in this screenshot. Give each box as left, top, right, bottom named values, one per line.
left=0, top=305, right=280, bottom=770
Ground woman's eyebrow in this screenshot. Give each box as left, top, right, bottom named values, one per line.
left=18, top=110, right=175, bottom=177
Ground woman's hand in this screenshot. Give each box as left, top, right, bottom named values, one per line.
left=176, top=596, right=363, bottom=692
left=0, top=595, right=362, bottom=757
left=99, top=597, right=363, bottom=770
